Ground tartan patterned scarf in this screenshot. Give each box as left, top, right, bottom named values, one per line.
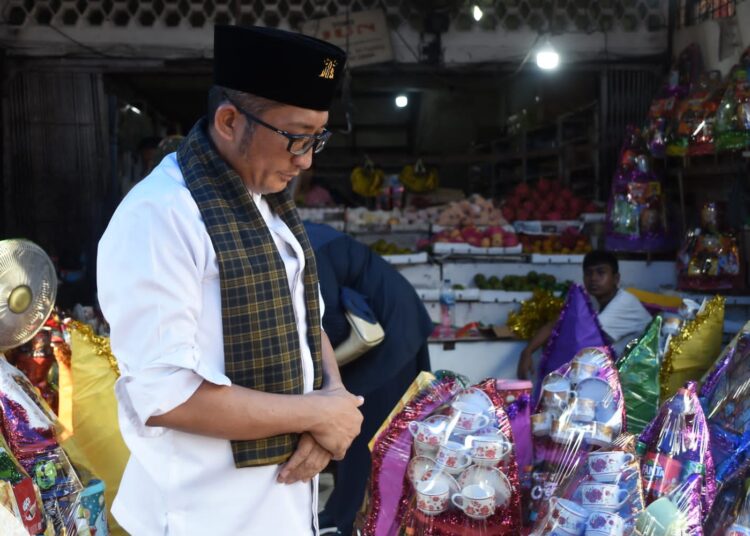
left=177, top=119, right=323, bottom=468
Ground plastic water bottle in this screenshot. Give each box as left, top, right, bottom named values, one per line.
left=439, top=279, right=456, bottom=338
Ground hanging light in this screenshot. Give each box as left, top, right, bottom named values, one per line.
left=536, top=37, right=560, bottom=71
left=395, top=95, right=408, bottom=108
left=472, top=5, right=483, bottom=21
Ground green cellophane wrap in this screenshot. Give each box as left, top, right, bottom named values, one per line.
left=616, top=316, right=662, bottom=435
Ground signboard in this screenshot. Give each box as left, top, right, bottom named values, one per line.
left=301, top=9, right=394, bottom=68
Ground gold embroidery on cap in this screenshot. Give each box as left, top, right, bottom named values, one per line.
left=319, top=59, right=337, bottom=80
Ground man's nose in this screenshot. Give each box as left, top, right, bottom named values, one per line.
left=293, top=149, right=314, bottom=170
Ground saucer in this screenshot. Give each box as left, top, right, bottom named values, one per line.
left=457, top=466, right=512, bottom=507
left=452, top=387, right=495, bottom=414
left=407, top=456, right=460, bottom=493
left=576, top=378, right=613, bottom=405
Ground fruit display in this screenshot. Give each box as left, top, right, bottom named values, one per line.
left=433, top=194, right=507, bottom=227
left=369, top=239, right=414, bottom=255
left=350, top=158, right=385, bottom=197
left=520, top=227, right=592, bottom=254
left=346, top=207, right=431, bottom=228
left=501, top=178, right=597, bottom=222
left=431, top=225, right=520, bottom=248
left=399, top=159, right=439, bottom=193
left=473, top=272, right=572, bottom=292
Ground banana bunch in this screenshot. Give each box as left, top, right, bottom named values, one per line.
left=351, top=157, right=384, bottom=197
left=399, top=159, right=438, bottom=193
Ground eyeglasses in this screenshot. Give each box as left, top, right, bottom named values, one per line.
left=223, top=93, right=332, bottom=156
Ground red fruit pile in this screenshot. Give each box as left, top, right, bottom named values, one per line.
left=502, top=178, right=598, bottom=222
left=433, top=225, right=520, bottom=248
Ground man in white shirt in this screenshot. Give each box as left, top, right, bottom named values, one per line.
left=97, top=25, right=363, bottom=535
left=517, top=250, right=652, bottom=380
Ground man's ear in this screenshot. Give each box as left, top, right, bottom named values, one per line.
left=614, top=272, right=621, bottom=286
left=212, top=104, right=241, bottom=143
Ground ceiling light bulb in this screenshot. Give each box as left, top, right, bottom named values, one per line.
left=395, top=95, right=408, bottom=108
left=473, top=5, right=483, bottom=21
left=536, top=42, right=560, bottom=70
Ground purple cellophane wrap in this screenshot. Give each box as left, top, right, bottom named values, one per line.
left=639, top=381, right=716, bottom=520
left=360, top=375, right=524, bottom=535
left=699, top=323, right=750, bottom=470
left=496, top=379, right=533, bottom=472
left=533, top=285, right=612, bottom=404
left=668, top=473, right=704, bottom=535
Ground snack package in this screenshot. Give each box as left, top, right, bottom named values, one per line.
left=716, top=49, right=750, bottom=152
left=677, top=204, right=743, bottom=291
left=359, top=373, right=523, bottom=535
left=0, top=434, right=46, bottom=534
left=635, top=473, right=703, bottom=535
left=530, top=435, right=645, bottom=535
left=616, top=316, right=662, bottom=435
left=660, top=296, right=725, bottom=401
left=699, top=321, right=750, bottom=470
left=666, top=71, right=723, bottom=157
left=533, top=285, right=612, bottom=404
left=605, top=128, right=672, bottom=252
left=529, top=347, right=626, bottom=524
left=638, top=381, right=716, bottom=521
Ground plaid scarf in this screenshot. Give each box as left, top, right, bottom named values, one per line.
left=177, top=120, right=323, bottom=468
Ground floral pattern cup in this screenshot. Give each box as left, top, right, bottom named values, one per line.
left=587, top=451, right=636, bottom=483
left=547, top=497, right=589, bottom=535
left=452, top=484, right=495, bottom=520
left=469, top=433, right=512, bottom=465
left=449, top=402, right=491, bottom=433
left=577, top=482, right=628, bottom=512
left=415, top=479, right=449, bottom=516
left=435, top=441, right=471, bottom=471
left=408, top=420, right=445, bottom=447
left=585, top=511, right=624, bottom=536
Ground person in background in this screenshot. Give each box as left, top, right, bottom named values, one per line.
left=98, top=25, right=363, bottom=535
left=517, top=250, right=652, bottom=380
left=304, top=222, right=433, bottom=536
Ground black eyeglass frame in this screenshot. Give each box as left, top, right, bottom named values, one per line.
left=222, top=93, right=332, bottom=156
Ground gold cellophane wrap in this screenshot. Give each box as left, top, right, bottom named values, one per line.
left=507, top=289, right=564, bottom=340
left=659, top=296, right=725, bottom=401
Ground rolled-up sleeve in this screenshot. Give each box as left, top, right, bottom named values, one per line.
left=98, top=177, right=230, bottom=437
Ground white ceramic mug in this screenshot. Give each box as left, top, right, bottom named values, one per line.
left=408, top=420, right=445, bottom=447
left=542, top=380, right=577, bottom=414
left=450, top=402, right=491, bottom=433
left=531, top=412, right=553, bottom=437
left=547, top=497, right=589, bottom=535
left=571, top=397, right=597, bottom=423
left=587, top=422, right=614, bottom=448
left=452, top=484, right=495, bottom=520
left=570, top=361, right=599, bottom=384
left=585, top=510, right=624, bottom=536
left=435, top=441, right=471, bottom=471
left=587, top=451, right=636, bottom=483
left=415, top=479, right=449, bottom=516
left=469, top=433, right=512, bottom=465
left=413, top=438, right=438, bottom=458
left=577, top=482, right=628, bottom=512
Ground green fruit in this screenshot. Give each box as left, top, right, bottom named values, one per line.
left=488, top=276, right=500, bottom=286
left=453, top=284, right=465, bottom=290
left=474, top=274, right=487, bottom=286
left=527, top=270, right=539, bottom=283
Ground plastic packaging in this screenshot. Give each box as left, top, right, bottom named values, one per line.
left=529, top=347, right=626, bottom=524
left=358, top=373, right=523, bottom=535
left=699, top=321, right=750, bottom=471
left=530, top=435, right=645, bottom=536
left=635, top=473, right=703, bottom=535
left=638, top=381, right=716, bottom=521
left=616, top=315, right=662, bottom=435
left=438, top=279, right=456, bottom=339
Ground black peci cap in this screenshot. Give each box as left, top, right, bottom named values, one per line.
left=213, top=25, right=347, bottom=111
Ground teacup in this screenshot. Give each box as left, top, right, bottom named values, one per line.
left=413, top=438, right=438, bottom=458
left=531, top=412, right=553, bottom=437
left=469, top=433, right=512, bottom=465
left=450, top=402, right=491, bottom=433
left=571, top=397, right=597, bottom=423
left=577, top=482, right=628, bottom=512
left=547, top=497, right=589, bottom=535
left=728, top=524, right=750, bottom=536
left=408, top=420, right=445, bottom=447
left=570, top=362, right=599, bottom=384
left=452, top=484, right=495, bottom=520
left=587, top=451, right=636, bottom=483
left=588, top=422, right=614, bottom=448
left=585, top=510, right=624, bottom=536
left=542, top=379, right=576, bottom=414
left=635, top=497, right=687, bottom=536
left=435, top=441, right=471, bottom=471
left=415, top=479, right=449, bottom=516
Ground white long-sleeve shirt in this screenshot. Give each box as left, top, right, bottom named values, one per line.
left=97, top=153, right=321, bottom=536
